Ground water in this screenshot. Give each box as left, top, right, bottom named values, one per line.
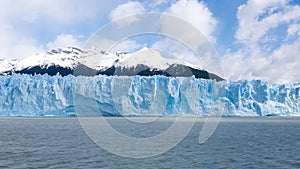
left=0, top=117, right=299, bottom=168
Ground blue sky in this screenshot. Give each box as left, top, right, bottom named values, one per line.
left=0, top=0, right=300, bottom=83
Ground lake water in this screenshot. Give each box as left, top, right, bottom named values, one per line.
left=0, top=117, right=299, bottom=168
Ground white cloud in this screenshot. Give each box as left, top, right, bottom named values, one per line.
left=147, top=0, right=169, bottom=9
left=222, top=0, right=300, bottom=84
left=146, top=0, right=218, bottom=73
left=111, top=39, right=144, bottom=52
left=47, top=34, right=84, bottom=50
left=0, top=0, right=124, bottom=59
left=152, top=38, right=203, bottom=68
left=0, top=24, right=43, bottom=59
left=287, top=23, right=300, bottom=38
left=0, top=0, right=106, bottom=24
left=109, top=1, right=145, bottom=21
left=153, top=0, right=168, bottom=6
left=166, top=0, right=217, bottom=42
left=235, top=0, right=300, bottom=49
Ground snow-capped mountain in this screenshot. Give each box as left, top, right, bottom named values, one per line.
left=117, top=47, right=185, bottom=70
left=0, top=47, right=82, bottom=76
left=0, top=47, right=223, bottom=81
left=15, top=47, right=81, bottom=71
left=103, top=47, right=223, bottom=81
left=0, top=59, right=19, bottom=75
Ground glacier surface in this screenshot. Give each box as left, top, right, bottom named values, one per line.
left=0, top=74, right=299, bottom=116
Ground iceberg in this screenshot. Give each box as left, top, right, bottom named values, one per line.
left=0, top=74, right=299, bottom=116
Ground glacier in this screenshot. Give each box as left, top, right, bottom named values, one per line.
left=0, top=74, right=299, bottom=116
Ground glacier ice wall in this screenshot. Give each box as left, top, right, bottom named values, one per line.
left=0, top=74, right=299, bottom=116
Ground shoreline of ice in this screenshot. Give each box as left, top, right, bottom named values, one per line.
left=0, top=74, right=299, bottom=117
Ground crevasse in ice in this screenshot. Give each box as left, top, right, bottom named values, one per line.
left=0, top=74, right=299, bottom=116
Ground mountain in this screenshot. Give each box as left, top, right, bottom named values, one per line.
left=0, top=47, right=224, bottom=81
left=0, top=59, right=18, bottom=75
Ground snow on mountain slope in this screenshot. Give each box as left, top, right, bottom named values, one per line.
left=0, top=59, right=18, bottom=74
left=96, top=51, right=130, bottom=70
left=117, top=47, right=179, bottom=70
left=13, top=47, right=82, bottom=71
left=116, top=47, right=198, bottom=70
left=0, top=47, right=122, bottom=74
left=0, top=46, right=206, bottom=76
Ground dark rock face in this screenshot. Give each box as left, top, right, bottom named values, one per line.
left=5, top=63, right=224, bottom=81
left=96, top=64, right=224, bottom=81
left=13, top=66, right=73, bottom=76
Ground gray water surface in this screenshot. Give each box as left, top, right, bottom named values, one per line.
left=0, top=117, right=299, bottom=168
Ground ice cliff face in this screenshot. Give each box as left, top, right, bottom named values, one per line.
left=0, top=74, right=299, bottom=116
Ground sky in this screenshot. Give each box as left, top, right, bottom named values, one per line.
left=0, top=0, right=300, bottom=84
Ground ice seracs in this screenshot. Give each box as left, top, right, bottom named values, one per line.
left=0, top=74, right=299, bottom=116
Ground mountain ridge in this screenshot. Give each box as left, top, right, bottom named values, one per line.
left=0, top=47, right=224, bottom=81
